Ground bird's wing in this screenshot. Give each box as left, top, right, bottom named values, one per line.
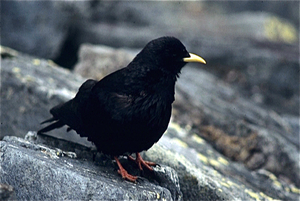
left=86, top=67, right=171, bottom=124
left=39, top=79, right=97, bottom=134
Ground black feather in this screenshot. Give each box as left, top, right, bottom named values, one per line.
left=38, top=79, right=97, bottom=135
left=40, top=117, right=57, bottom=124
left=38, top=37, right=194, bottom=153
left=38, top=36, right=206, bottom=181
left=37, top=120, right=64, bottom=134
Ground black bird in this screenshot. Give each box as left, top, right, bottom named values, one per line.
left=38, top=36, right=206, bottom=182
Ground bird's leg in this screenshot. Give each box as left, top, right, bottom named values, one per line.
left=127, top=154, right=136, bottom=162
left=128, top=153, right=156, bottom=171
left=136, top=153, right=156, bottom=171
left=114, top=156, right=138, bottom=182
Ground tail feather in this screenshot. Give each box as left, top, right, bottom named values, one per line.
left=40, top=117, right=57, bottom=124
left=38, top=79, right=97, bottom=135
left=37, top=120, right=65, bottom=134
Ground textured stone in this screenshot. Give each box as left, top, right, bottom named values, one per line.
left=1, top=44, right=299, bottom=200
left=0, top=135, right=180, bottom=201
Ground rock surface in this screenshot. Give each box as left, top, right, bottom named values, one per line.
left=74, top=44, right=137, bottom=80
left=0, top=183, right=15, bottom=201
left=0, top=134, right=180, bottom=201
left=1, top=1, right=69, bottom=60
left=0, top=46, right=87, bottom=145
left=2, top=1, right=299, bottom=117
left=1, top=2, right=299, bottom=199
left=2, top=1, right=298, bottom=62
left=1, top=47, right=299, bottom=200
left=74, top=43, right=300, bottom=188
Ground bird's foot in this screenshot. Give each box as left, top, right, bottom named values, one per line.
left=114, top=156, right=138, bottom=182
left=128, top=153, right=156, bottom=171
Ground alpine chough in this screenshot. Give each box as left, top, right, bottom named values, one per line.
left=38, top=36, right=206, bottom=182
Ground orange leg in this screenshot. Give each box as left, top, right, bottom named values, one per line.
left=128, top=152, right=156, bottom=171
left=114, top=156, right=138, bottom=182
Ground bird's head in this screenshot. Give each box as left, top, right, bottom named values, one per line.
left=132, top=36, right=206, bottom=75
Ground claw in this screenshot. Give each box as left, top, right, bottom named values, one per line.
left=128, top=153, right=156, bottom=171
left=114, top=156, right=138, bottom=182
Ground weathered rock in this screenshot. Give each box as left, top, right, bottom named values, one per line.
left=174, top=66, right=300, bottom=188
left=205, top=1, right=299, bottom=26
left=2, top=2, right=298, bottom=61
left=0, top=46, right=88, bottom=146
left=74, top=44, right=137, bottom=80
left=149, top=125, right=300, bottom=201
left=1, top=129, right=299, bottom=201
left=72, top=43, right=300, bottom=189
left=2, top=1, right=298, bottom=117
left=1, top=1, right=69, bottom=60
left=1, top=2, right=299, bottom=200
left=0, top=135, right=180, bottom=201
left=1, top=47, right=299, bottom=200
left=0, top=183, right=15, bottom=201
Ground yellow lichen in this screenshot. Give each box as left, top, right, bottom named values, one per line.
left=227, top=180, right=241, bottom=188
left=291, top=186, right=300, bottom=194
left=197, top=153, right=208, bottom=164
left=259, top=192, right=274, bottom=200
left=273, top=180, right=282, bottom=189
left=12, top=67, right=21, bottom=73
left=217, top=156, right=229, bottom=166
left=33, top=59, right=41, bottom=66
left=209, top=159, right=220, bottom=168
left=192, top=134, right=205, bottom=144
left=220, top=181, right=230, bottom=188
left=284, top=187, right=290, bottom=192
left=169, top=122, right=182, bottom=132
left=245, top=189, right=260, bottom=200
left=267, top=172, right=277, bottom=181
left=264, top=17, right=298, bottom=44
left=171, top=138, right=188, bottom=148
left=156, top=193, right=160, bottom=199
left=47, top=59, right=57, bottom=66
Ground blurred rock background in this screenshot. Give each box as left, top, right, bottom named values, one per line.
left=2, top=1, right=299, bottom=117
left=1, top=1, right=300, bottom=200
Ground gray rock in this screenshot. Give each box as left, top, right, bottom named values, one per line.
left=74, top=44, right=137, bottom=80
left=205, top=1, right=299, bottom=26
left=0, top=135, right=179, bottom=201
left=147, top=126, right=300, bottom=201
left=0, top=183, right=15, bottom=201
left=71, top=43, right=299, bottom=189
left=2, top=1, right=298, bottom=116
left=1, top=1, right=69, bottom=59
left=174, top=66, right=300, bottom=188
left=1, top=1, right=299, bottom=200
left=1, top=46, right=299, bottom=200
left=0, top=46, right=88, bottom=146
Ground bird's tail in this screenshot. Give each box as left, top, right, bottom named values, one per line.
left=40, top=117, right=57, bottom=124
left=37, top=118, right=65, bottom=134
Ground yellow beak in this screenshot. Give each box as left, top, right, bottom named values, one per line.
left=183, top=53, right=206, bottom=64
